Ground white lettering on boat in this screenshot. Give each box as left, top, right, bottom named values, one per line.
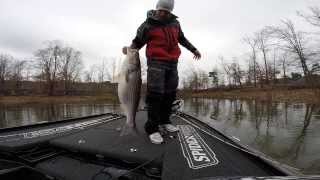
left=186, top=136, right=211, bottom=162
left=0, top=115, right=119, bottom=143
left=178, top=125, right=219, bottom=169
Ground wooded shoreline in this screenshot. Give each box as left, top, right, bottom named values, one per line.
left=0, top=94, right=118, bottom=105
left=1, top=88, right=319, bottom=105
left=181, top=88, right=320, bottom=104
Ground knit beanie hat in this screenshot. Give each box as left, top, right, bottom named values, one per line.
left=156, top=0, right=174, bottom=12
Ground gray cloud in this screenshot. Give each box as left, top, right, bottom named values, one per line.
left=0, top=0, right=318, bottom=69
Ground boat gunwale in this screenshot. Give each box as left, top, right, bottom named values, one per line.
left=175, top=111, right=301, bottom=176
left=0, top=113, right=124, bottom=133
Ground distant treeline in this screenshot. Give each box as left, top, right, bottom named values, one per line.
left=0, top=80, right=117, bottom=96
left=0, top=40, right=122, bottom=96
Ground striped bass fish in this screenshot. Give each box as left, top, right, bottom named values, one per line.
left=118, top=47, right=142, bottom=135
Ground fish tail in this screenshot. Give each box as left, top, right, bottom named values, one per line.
left=120, top=123, right=139, bottom=136
left=120, top=115, right=138, bottom=136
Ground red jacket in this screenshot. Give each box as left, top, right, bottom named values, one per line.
left=132, top=10, right=197, bottom=62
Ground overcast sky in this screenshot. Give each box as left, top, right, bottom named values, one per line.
left=0, top=0, right=318, bottom=73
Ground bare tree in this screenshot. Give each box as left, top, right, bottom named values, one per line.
left=199, top=70, right=209, bottom=89
left=219, top=56, right=245, bottom=88
left=59, top=47, right=83, bottom=95
left=278, top=51, right=290, bottom=80
left=34, top=41, right=62, bottom=95
left=298, top=6, right=320, bottom=27
left=219, top=56, right=233, bottom=87
left=267, top=20, right=311, bottom=78
left=97, top=59, right=111, bottom=84
left=34, top=41, right=84, bottom=95
left=245, top=54, right=259, bottom=87
left=190, top=70, right=199, bottom=91
left=110, top=57, right=117, bottom=83
left=229, top=60, right=245, bottom=88
left=209, top=69, right=219, bottom=88
left=271, top=49, right=277, bottom=84
left=23, top=60, right=36, bottom=81
left=184, top=67, right=201, bottom=91
left=181, top=77, right=189, bottom=90
left=243, top=36, right=258, bottom=87
left=9, top=59, right=27, bottom=92
left=103, top=57, right=122, bottom=83
left=84, top=65, right=98, bottom=83
left=256, top=29, right=272, bottom=84
left=83, top=71, right=92, bottom=83
left=0, top=54, right=12, bottom=94
left=311, top=63, right=320, bottom=75
left=256, top=63, right=265, bottom=88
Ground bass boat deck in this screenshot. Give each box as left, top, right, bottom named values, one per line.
left=0, top=110, right=317, bottom=180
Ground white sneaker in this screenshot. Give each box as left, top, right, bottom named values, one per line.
left=162, top=124, right=179, bottom=132
left=149, top=132, right=164, bottom=144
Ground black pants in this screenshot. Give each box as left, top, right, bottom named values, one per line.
left=145, top=60, right=179, bottom=134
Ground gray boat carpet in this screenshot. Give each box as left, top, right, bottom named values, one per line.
left=49, top=111, right=286, bottom=179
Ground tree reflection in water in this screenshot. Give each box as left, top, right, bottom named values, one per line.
left=0, top=103, right=121, bottom=128
left=183, top=98, right=320, bottom=175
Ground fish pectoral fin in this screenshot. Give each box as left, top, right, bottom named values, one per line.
left=120, top=125, right=139, bottom=137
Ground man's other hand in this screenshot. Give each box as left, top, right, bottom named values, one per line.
left=193, top=50, right=201, bottom=60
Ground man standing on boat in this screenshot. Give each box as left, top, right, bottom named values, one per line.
left=123, top=0, right=201, bottom=144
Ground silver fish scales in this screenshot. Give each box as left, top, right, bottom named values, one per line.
left=118, top=48, right=142, bottom=135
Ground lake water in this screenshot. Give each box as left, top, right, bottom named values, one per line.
left=0, top=103, right=121, bottom=128
left=0, top=98, right=319, bottom=175
left=183, top=98, right=320, bottom=175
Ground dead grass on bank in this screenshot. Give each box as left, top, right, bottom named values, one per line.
left=186, top=88, right=320, bottom=104
left=0, top=94, right=119, bottom=105
left=1, top=89, right=320, bottom=105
